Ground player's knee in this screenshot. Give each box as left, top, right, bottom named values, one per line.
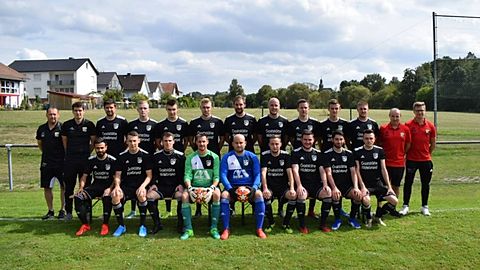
left=181, top=191, right=190, bottom=203
left=212, top=189, right=221, bottom=201
left=362, top=196, right=370, bottom=205
left=221, top=190, right=230, bottom=200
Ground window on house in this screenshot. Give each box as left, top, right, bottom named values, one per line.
left=86, top=62, right=89, bottom=69
left=33, top=74, right=41, bottom=81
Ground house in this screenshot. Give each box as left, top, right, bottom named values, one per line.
left=97, top=72, right=122, bottom=93
left=160, top=82, right=181, bottom=97
left=0, top=63, right=26, bottom=108
left=47, top=91, right=96, bottom=110
left=117, top=73, right=149, bottom=100
left=148, top=81, right=163, bottom=101
left=9, top=57, right=99, bottom=102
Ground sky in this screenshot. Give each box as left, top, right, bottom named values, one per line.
left=1, top=0, right=480, bottom=94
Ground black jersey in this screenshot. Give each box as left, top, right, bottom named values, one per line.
left=291, top=147, right=322, bottom=186
left=189, top=116, right=225, bottom=155
left=36, top=122, right=64, bottom=167
left=354, top=145, right=385, bottom=187
left=224, top=113, right=257, bottom=152
left=154, top=117, right=189, bottom=152
left=317, top=118, right=349, bottom=152
left=260, top=150, right=291, bottom=189
left=115, top=149, right=153, bottom=189
left=152, top=149, right=185, bottom=187
left=347, top=118, right=380, bottom=149
left=257, top=115, right=289, bottom=153
left=128, top=118, right=157, bottom=155
left=288, top=117, right=320, bottom=149
left=322, top=148, right=355, bottom=187
left=84, top=154, right=116, bottom=188
left=96, top=116, right=128, bottom=157
left=61, top=118, right=96, bottom=160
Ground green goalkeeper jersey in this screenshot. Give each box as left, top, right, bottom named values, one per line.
left=184, top=150, right=220, bottom=187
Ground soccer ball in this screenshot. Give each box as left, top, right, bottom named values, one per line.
left=235, top=186, right=251, bottom=203
left=189, top=187, right=212, bottom=204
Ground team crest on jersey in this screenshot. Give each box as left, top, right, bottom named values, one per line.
left=338, top=125, right=343, bottom=131
left=176, top=124, right=182, bottom=131
left=279, top=160, right=284, bottom=166
left=426, top=129, right=430, bottom=134
left=373, top=153, right=378, bottom=159
left=400, top=132, right=405, bottom=137
left=54, top=132, right=60, bottom=137
left=41, top=132, right=45, bottom=138
left=113, top=123, right=119, bottom=129
left=206, top=160, right=212, bottom=167
left=307, top=125, right=313, bottom=131
left=105, top=164, right=110, bottom=170
left=170, top=158, right=176, bottom=165
left=342, top=156, right=347, bottom=162
left=312, top=155, right=317, bottom=161
left=210, top=122, right=215, bottom=128
left=137, top=157, right=142, bottom=163
left=82, top=127, right=87, bottom=132
left=244, top=120, right=249, bottom=126
left=367, top=124, right=372, bottom=130
left=146, top=125, right=152, bottom=131
left=278, top=122, right=283, bottom=128
left=243, top=159, right=249, bottom=166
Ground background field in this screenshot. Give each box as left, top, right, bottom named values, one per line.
left=0, top=108, right=479, bottom=269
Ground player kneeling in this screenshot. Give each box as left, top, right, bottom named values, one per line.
left=74, top=138, right=116, bottom=236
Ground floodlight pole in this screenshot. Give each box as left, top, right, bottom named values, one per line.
left=432, top=12, right=438, bottom=130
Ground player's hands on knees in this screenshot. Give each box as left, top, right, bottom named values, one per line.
left=360, top=188, right=369, bottom=197
left=297, top=186, right=306, bottom=198
left=287, top=188, right=296, bottom=198
left=148, top=185, right=158, bottom=192
left=111, top=187, right=122, bottom=198
left=332, top=187, right=341, bottom=201
left=103, top=188, right=111, bottom=197
left=188, top=186, right=198, bottom=201
left=136, top=187, right=146, bottom=198
left=263, top=189, right=271, bottom=200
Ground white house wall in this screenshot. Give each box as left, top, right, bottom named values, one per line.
left=24, top=72, right=50, bottom=99
left=75, top=61, right=97, bottom=95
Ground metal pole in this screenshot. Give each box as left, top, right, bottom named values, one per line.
left=6, top=144, right=13, bottom=191
left=433, top=12, right=438, bottom=130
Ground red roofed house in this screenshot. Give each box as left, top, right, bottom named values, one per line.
left=0, top=62, right=26, bottom=108
left=160, top=82, right=181, bottom=97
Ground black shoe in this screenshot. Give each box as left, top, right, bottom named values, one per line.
left=390, top=209, right=402, bottom=217
left=57, top=210, right=66, bottom=219
left=42, top=210, right=55, bottom=220
left=150, top=223, right=164, bottom=234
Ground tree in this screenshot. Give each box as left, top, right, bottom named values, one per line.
left=227, top=79, right=245, bottom=107
left=398, top=68, right=421, bottom=109
left=256, top=85, right=276, bottom=107
left=212, top=91, right=229, bottom=107
left=360, top=73, right=386, bottom=93
left=339, top=80, right=359, bottom=90
left=245, top=93, right=258, bottom=108
left=337, top=85, right=371, bottom=109
left=416, top=85, right=434, bottom=109
left=370, top=84, right=398, bottom=109
left=178, top=96, right=199, bottom=108
left=131, top=93, right=149, bottom=108
left=160, top=93, right=173, bottom=106
left=103, top=89, right=124, bottom=102
left=282, top=83, right=311, bottom=109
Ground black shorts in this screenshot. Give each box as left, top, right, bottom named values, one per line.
left=155, top=185, right=178, bottom=199
left=366, top=181, right=389, bottom=200
left=387, top=166, right=405, bottom=187
left=266, top=187, right=289, bottom=202
left=334, top=180, right=353, bottom=198
left=228, top=186, right=255, bottom=204
left=84, top=184, right=110, bottom=199
left=121, top=185, right=139, bottom=201
left=302, top=182, right=322, bottom=199
left=406, top=160, right=434, bottom=178
left=40, top=166, right=64, bottom=188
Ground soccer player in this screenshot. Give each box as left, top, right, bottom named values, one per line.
left=61, top=102, right=96, bottom=220
left=288, top=99, right=321, bottom=218
left=224, top=95, right=257, bottom=153
left=154, top=98, right=189, bottom=152
left=354, top=130, right=398, bottom=227
left=127, top=100, right=157, bottom=219
left=96, top=99, right=128, bottom=158
left=36, top=107, right=65, bottom=219
left=180, top=133, right=221, bottom=240
left=256, top=97, right=289, bottom=153
left=317, top=99, right=349, bottom=152
left=110, top=131, right=153, bottom=237
left=291, top=130, right=332, bottom=233
left=379, top=108, right=411, bottom=199
left=322, top=130, right=362, bottom=230
left=400, top=102, right=436, bottom=216
left=261, top=136, right=297, bottom=234
left=74, top=138, right=116, bottom=236
left=347, top=101, right=379, bottom=150
left=220, top=134, right=266, bottom=240
left=146, top=132, right=185, bottom=234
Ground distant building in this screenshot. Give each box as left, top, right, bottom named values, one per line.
left=47, top=91, right=96, bottom=110
left=0, top=63, right=26, bottom=108
left=117, top=73, right=150, bottom=100
left=9, top=58, right=99, bottom=102
left=160, top=82, right=181, bottom=97
left=148, top=81, right=163, bottom=101
left=97, top=72, right=122, bottom=93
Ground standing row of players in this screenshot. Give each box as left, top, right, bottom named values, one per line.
left=37, top=97, right=435, bottom=237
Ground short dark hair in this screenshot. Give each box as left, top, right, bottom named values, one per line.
left=297, top=99, right=308, bottom=108
left=162, top=131, right=174, bottom=139
left=72, top=101, right=84, bottom=110
left=195, top=132, right=208, bottom=141
left=328, top=99, right=340, bottom=107
left=166, top=99, right=177, bottom=107
left=302, top=129, right=314, bottom=137
left=269, top=135, right=282, bottom=142
left=363, top=129, right=375, bottom=136
left=332, top=129, right=344, bottom=138
left=127, top=131, right=139, bottom=137
left=103, top=99, right=116, bottom=107
left=94, top=137, right=107, bottom=145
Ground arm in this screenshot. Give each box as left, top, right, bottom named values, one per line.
left=219, top=156, right=232, bottom=191
left=430, top=136, right=436, bottom=154
left=37, top=140, right=43, bottom=151
left=212, top=154, right=220, bottom=187
left=257, top=134, right=263, bottom=151
left=291, top=164, right=302, bottom=190
left=380, top=159, right=393, bottom=192
left=218, top=135, right=225, bottom=154
left=89, top=135, right=96, bottom=153
left=261, top=167, right=271, bottom=199
left=355, top=160, right=367, bottom=193
left=324, top=166, right=340, bottom=201
left=62, top=136, right=68, bottom=154
left=77, top=173, right=88, bottom=192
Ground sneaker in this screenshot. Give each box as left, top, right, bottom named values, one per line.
left=138, top=225, right=147, bottom=237
left=150, top=223, right=164, bottom=234
left=366, top=219, right=373, bottom=228
left=42, top=210, right=55, bottom=220
left=125, top=211, right=136, bottom=219
left=65, top=213, right=73, bottom=221
left=210, top=228, right=220, bottom=240
left=57, top=210, right=65, bottom=219
left=161, top=211, right=172, bottom=219
left=264, top=224, right=275, bottom=233
left=299, top=226, right=309, bottom=234
left=100, top=224, right=109, bottom=236
left=332, top=219, right=342, bottom=231
left=75, top=224, right=91, bottom=236
left=282, top=225, right=293, bottom=234
left=399, top=205, right=409, bottom=216
left=113, top=225, right=126, bottom=237
left=320, top=225, right=332, bottom=233
left=374, top=217, right=387, bottom=226
left=340, top=208, right=350, bottom=218
left=220, top=229, right=230, bottom=240
left=421, top=206, right=431, bottom=216
left=390, top=209, right=402, bottom=217
left=256, top=229, right=267, bottom=239
left=180, top=229, right=194, bottom=240
left=348, top=218, right=361, bottom=229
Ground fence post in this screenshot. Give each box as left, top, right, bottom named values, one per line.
left=6, top=144, right=13, bottom=191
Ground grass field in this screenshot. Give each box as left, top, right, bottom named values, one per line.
left=0, top=108, right=479, bottom=269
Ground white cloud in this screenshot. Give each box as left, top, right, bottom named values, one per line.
left=15, top=48, right=48, bottom=60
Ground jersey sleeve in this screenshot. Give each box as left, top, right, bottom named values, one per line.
left=220, top=154, right=232, bottom=190
left=60, top=121, right=69, bottom=136
left=35, top=126, right=42, bottom=140
left=290, top=151, right=300, bottom=165
left=143, top=154, right=153, bottom=171
left=83, top=159, right=93, bottom=175
left=260, top=153, right=267, bottom=168
left=321, top=152, right=331, bottom=168
left=284, top=154, right=292, bottom=168
left=184, top=154, right=193, bottom=183
left=177, top=154, right=186, bottom=186
left=88, top=120, right=96, bottom=136
left=212, top=152, right=220, bottom=184
left=251, top=153, right=261, bottom=190
left=347, top=152, right=356, bottom=168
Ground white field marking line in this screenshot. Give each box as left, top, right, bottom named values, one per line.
left=0, top=208, right=479, bottom=221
